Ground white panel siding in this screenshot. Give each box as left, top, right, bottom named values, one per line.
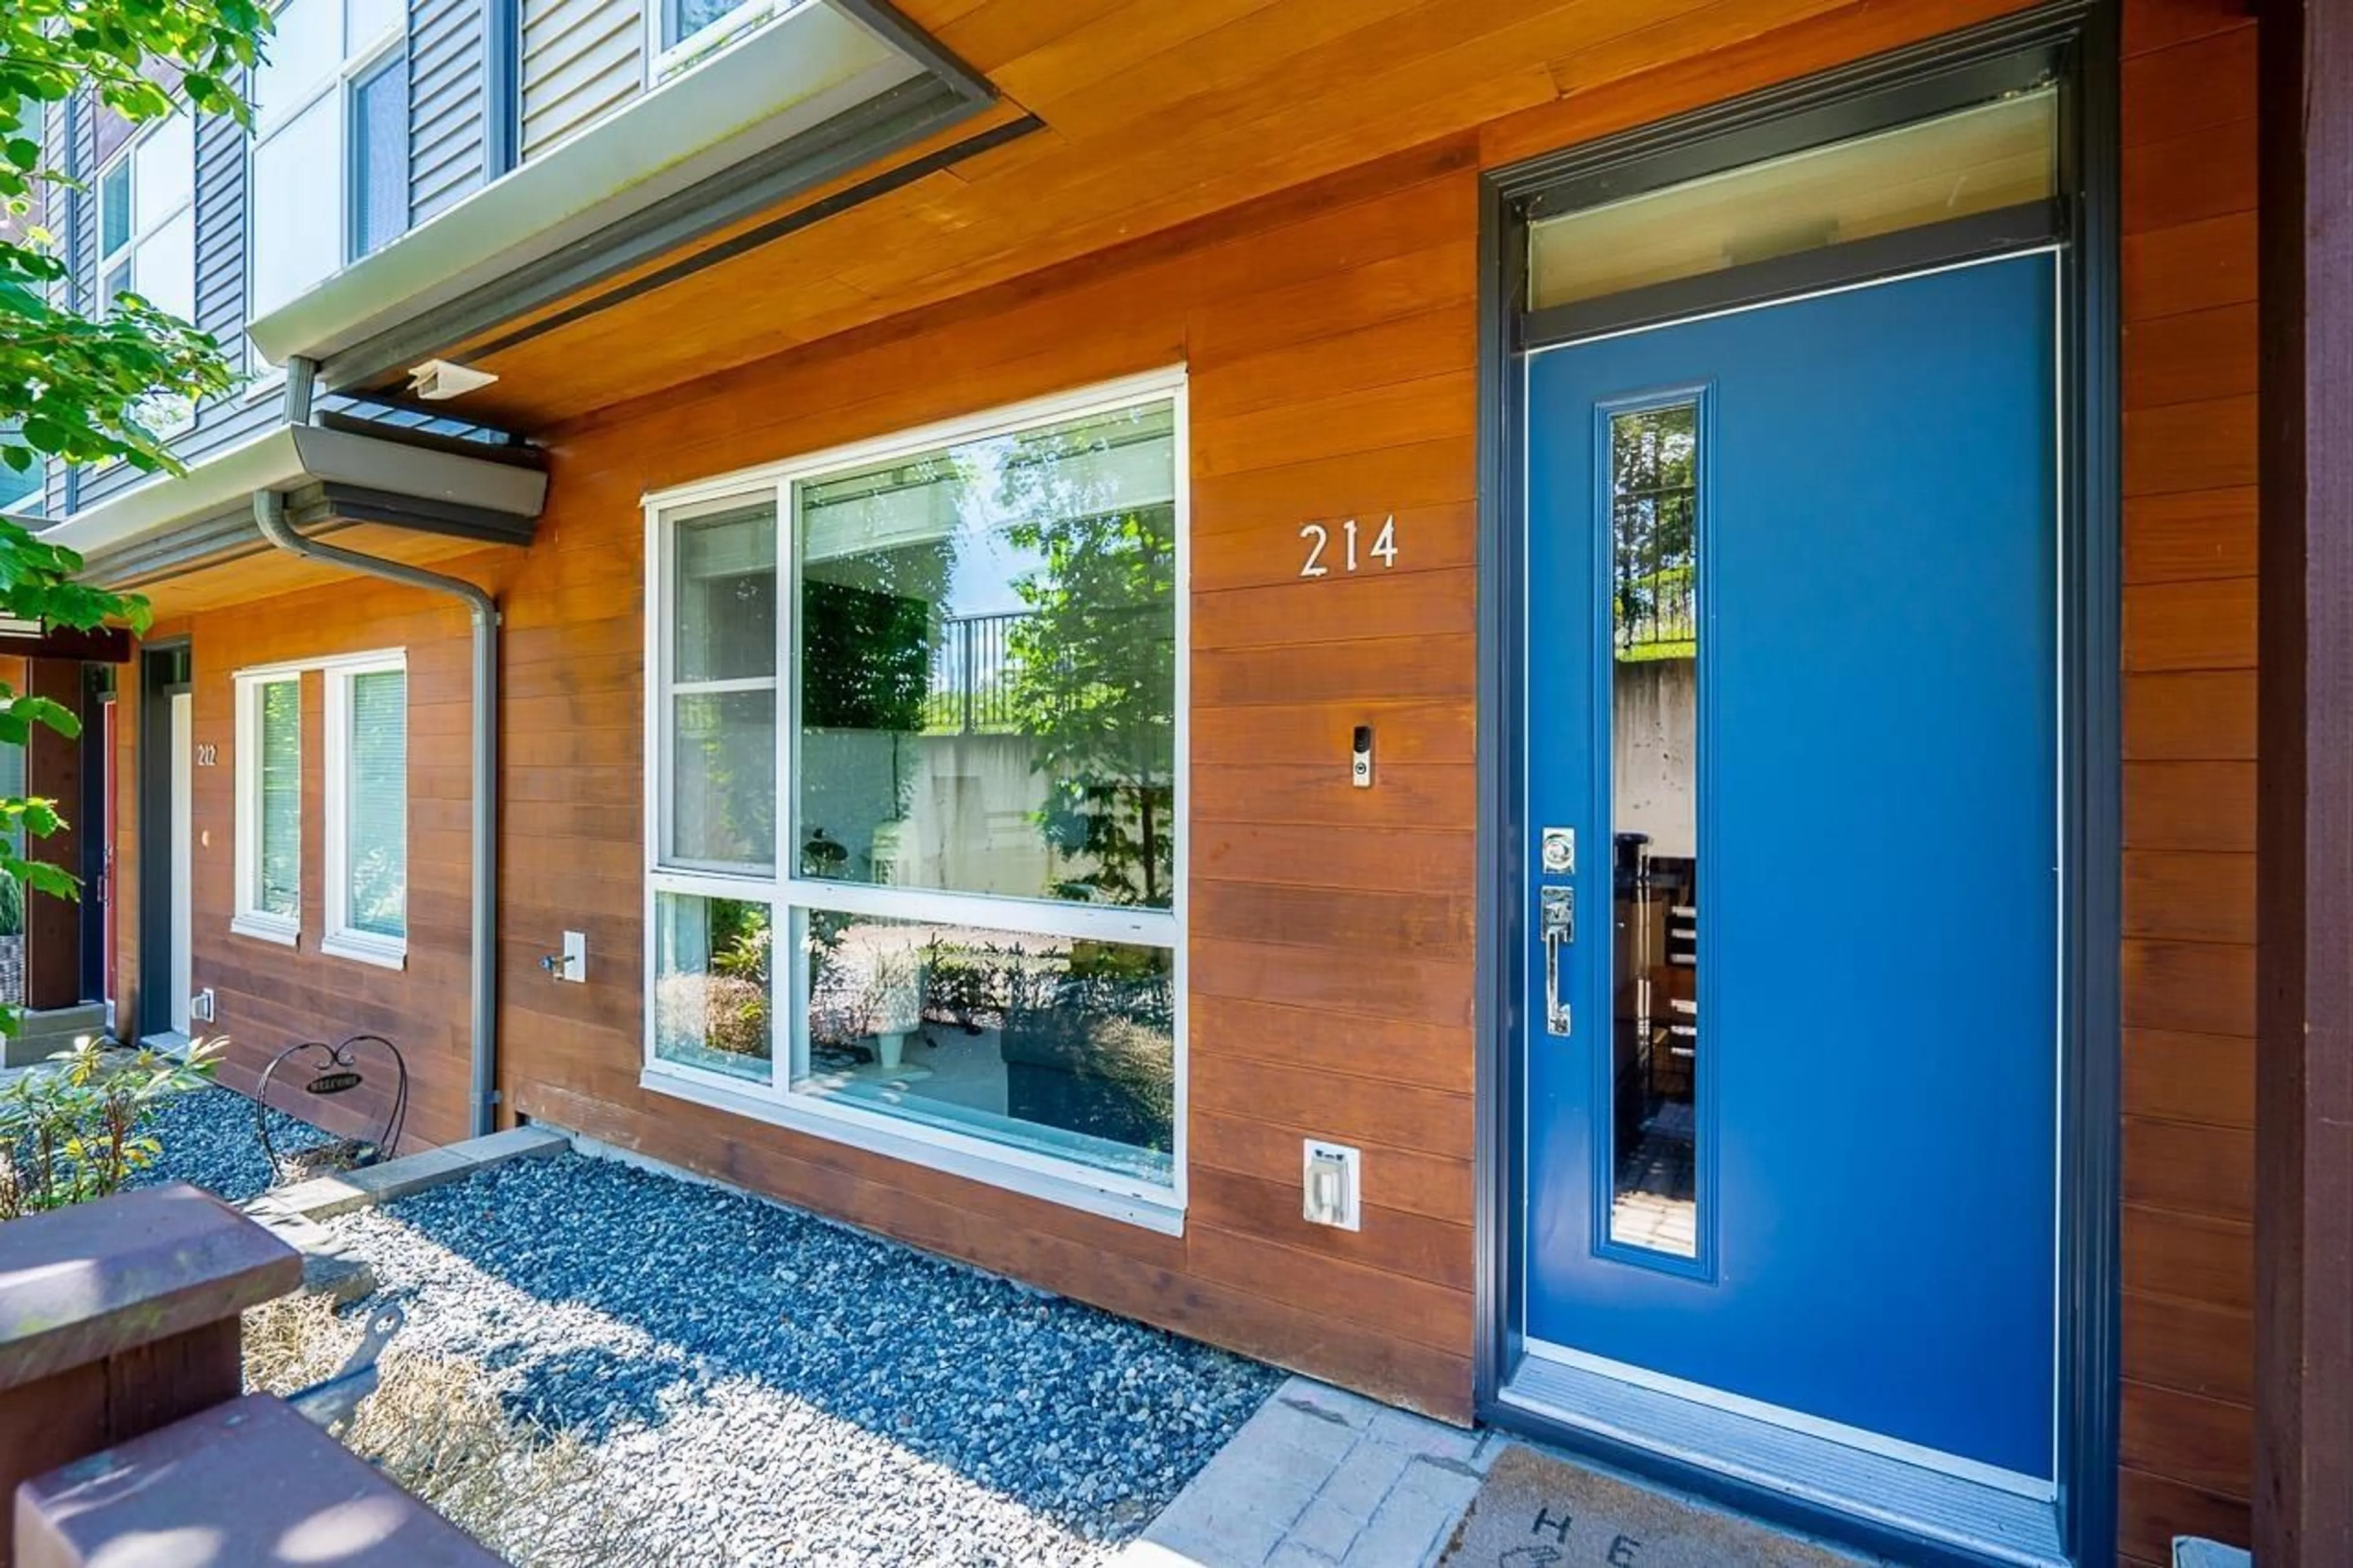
left=520, top=0, right=642, bottom=159
left=411, top=0, right=488, bottom=221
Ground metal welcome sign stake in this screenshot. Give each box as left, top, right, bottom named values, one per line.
left=255, top=1034, right=411, bottom=1180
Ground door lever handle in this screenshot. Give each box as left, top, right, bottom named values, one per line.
left=1540, top=886, right=1574, bottom=1037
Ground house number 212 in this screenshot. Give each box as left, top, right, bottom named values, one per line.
left=1299, top=515, right=1399, bottom=578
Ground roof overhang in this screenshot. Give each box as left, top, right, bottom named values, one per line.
left=247, top=0, right=993, bottom=396
left=40, top=422, right=548, bottom=592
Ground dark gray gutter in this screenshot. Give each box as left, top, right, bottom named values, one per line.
left=252, top=360, right=504, bottom=1137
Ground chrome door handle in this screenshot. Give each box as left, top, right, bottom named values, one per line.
left=1540, top=886, right=1574, bottom=1036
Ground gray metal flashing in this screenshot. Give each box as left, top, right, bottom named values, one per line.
left=457, top=104, right=1041, bottom=366
left=1501, top=1357, right=2067, bottom=1568
left=50, top=422, right=545, bottom=588
left=288, top=482, right=540, bottom=543
left=827, top=0, right=993, bottom=102
left=316, top=73, right=1008, bottom=390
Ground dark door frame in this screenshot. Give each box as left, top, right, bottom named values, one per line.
left=1472, top=5, right=2120, bottom=1564
left=2254, top=1, right=2353, bottom=1559
left=135, top=640, right=192, bottom=1042
left=79, top=665, right=115, bottom=1010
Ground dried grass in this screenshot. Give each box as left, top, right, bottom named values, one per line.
left=243, top=1293, right=685, bottom=1568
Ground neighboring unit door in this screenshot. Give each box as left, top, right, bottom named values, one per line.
left=1521, top=254, right=2060, bottom=1487
left=99, top=694, right=118, bottom=1030
left=168, top=690, right=192, bottom=1037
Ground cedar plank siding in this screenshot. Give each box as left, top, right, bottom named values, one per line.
left=94, top=0, right=2265, bottom=1556
left=117, top=589, right=499, bottom=1153
left=2116, top=2, right=2260, bottom=1561
left=493, top=140, right=1487, bottom=1418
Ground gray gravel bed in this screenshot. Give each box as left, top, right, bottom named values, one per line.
left=139, top=1084, right=336, bottom=1203
left=333, top=1151, right=1276, bottom=1564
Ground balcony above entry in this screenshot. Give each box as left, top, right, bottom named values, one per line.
left=243, top=0, right=996, bottom=397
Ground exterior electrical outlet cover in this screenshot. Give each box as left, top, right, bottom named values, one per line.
left=1302, top=1140, right=1362, bottom=1230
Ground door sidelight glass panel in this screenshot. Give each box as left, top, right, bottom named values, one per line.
left=1607, top=400, right=1700, bottom=1259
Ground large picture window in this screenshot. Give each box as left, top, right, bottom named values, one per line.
left=646, top=373, right=1186, bottom=1221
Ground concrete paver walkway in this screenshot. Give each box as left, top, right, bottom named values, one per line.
left=1115, top=1377, right=1504, bottom=1568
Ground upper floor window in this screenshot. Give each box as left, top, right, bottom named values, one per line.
left=249, top=0, right=410, bottom=321
left=0, top=428, right=37, bottom=515
left=95, top=115, right=198, bottom=435
left=653, top=0, right=778, bottom=77
left=349, top=48, right=409, bottom=261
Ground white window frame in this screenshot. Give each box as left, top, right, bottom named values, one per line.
left=95, top=118, right=199, bottom=437
left=640, top=368, right=1191, bottom=1233
left=244, top=0, right=408, bottom=377
left=231, top=671, right=302, bottom=947
left=322, top=650, right=409, bottom=969
left=645, top=0, right=799, bottom=84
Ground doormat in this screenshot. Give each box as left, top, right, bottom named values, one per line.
left=1437, top=1444, right=1877, bottom=1567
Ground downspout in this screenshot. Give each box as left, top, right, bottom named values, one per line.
left=252, top=358, right=502, bottom=1136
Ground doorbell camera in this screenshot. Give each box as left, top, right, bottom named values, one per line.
left=1351, top=724, right=1373, bottom=789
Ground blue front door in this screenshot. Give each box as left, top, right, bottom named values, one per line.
left=1521, top=255, right=2060, bottom=1484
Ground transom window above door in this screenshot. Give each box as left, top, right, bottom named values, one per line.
left=1526, top=85, right=2058, bottom=312
left=643, top=371, right=1188, bottom=1227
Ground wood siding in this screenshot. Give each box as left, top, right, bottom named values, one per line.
left=2117, top=2, right=2260, bottom=1561
left=89, top=0, right=2265, bottom=1552
left=494, top=139, right=1485, bottom=1418
left=115, top=587, right=501, bottom=1153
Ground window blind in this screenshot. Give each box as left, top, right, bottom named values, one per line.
left=345, top=669, right=406, bottom=938
left=257, top=679, right=300, bottom=918
left=350, top=51, right=409, bottom=260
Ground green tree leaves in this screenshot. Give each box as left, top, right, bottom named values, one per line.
left=0, top=0, right=268, bottom=1032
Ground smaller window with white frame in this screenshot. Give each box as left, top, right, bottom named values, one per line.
left=324, top=654, right=408, bottom=968
left=232, top=672, right=303, bottom=945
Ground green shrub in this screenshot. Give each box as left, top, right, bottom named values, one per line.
left=0, top=1037, right=218, bottom=1219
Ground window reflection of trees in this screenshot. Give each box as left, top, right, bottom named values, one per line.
left=787, top=405, right=1180, bottom=1176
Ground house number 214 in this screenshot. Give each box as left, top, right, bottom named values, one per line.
left=1299, top=515, right=1398, bottom=578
